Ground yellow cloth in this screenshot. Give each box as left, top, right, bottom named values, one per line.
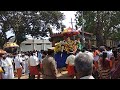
left=0, top=67, right=3, bottom=73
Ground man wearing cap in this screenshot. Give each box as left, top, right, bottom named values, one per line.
left=42, top=50, right=57, bottom=79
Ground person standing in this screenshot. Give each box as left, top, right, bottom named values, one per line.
left=65, top=51, right=75, bottom=79
left=111, top=47, right=120, bottom=79
left=21, top=54, right=26, bottom=74
left=42, top=50, right=57, bottom=79
left=38, top=50, right=42, bottom=63
left=1, top=55, right=9, bottom=79
left=75, top=51, right=94, bottom=79
left=106, top=46, right=113, bottom=60
left=24, top=53, right=29, bottom=75
left=97, top=52, right=111, bottom=79
left=28, top=52, right=40, bottom=79
left=91, top=46, right=100, bottom=79
left=14, top=53, right=23, bottom=79
left=6, top=54, right=14, bottom=79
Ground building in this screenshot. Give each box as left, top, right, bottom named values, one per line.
left=9, top=38, right=52, bottom=52
left=91, top=36, right=118, bottom=47
left=19, top=39, right=52, bottom=52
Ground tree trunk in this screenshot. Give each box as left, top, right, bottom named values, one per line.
left=95, top=11, right=104, bottom=47
left=103, top=36, right=107, bottom=45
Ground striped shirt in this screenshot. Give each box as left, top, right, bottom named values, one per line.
left=111, top=53, right=120, bottom=79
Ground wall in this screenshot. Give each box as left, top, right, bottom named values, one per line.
left=19, top=39, right=52, bottom=52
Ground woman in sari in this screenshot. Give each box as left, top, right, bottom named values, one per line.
left=97, top=52, right=111, bottom=79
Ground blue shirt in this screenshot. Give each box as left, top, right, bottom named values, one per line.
left=38, top=52, right=42, bottom=61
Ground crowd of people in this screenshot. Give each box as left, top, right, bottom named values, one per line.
left=64, top=45, right=120, bottom=79
left=0, top=50, right=57, bottom=79
left=0, top=44, right=120, bottom=79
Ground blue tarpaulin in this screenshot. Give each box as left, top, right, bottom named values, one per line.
left=54, top=52, right=69, bottom=68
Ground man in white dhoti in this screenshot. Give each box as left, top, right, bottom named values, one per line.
left=1, top=56, right=9, bottom=79
left=6, top=54, right=14, bottom=79
left=14, top=53, right=23, bottom=79
left=24, top=53, right=29, bottom=75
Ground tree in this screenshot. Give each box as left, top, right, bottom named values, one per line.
left=27, top=11, right=64, bottom=38
left=0, top=11, right=64, bottom=48
left=0, top=11, right=14, bottom=48
left=75, top=11, right=120, bottom=47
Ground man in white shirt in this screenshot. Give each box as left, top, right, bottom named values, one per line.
left=66, top=52, right=76, bottom=79
left=14, top=53, right=23, bottom=79
left=1, top=56, right=9, bottom=79
left=24, top=53, right=29, bottom=75
left=66, top=54, right=75, bottom=66
left=106, top=46, right=113, bottom=60
left=75, top=51, right=94, bottom=79
left=28, top=52, right=40, bottom=79
left=5, top=54, right=14, bottom=79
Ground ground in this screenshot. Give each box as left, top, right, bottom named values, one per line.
left=14, top=68, right=73, bottom=79
left=14, top=71, right=72, bottom=79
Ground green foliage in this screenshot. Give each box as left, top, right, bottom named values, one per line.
left=75, top=11, right=120, bottom=46
left=0, top=11, right=64, bottom=47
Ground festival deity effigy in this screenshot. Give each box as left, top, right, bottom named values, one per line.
left=53, top=27, right=82, bottom=68
left=54, top=37, right=79, bottom=54
left=50, top=27, right=93, bottom=69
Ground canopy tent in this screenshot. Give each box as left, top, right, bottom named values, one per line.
left=62, top=27, right=80, bottom=37
left=3, top=42, right=19, bottom=53
left=3, top=42, right=19, bottom=49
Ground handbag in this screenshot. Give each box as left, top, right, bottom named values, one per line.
left=0, top=67, right=4, bottom=73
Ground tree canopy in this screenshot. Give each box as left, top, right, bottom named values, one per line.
left=0, top=11, right=64, bottom=48
left=75, top=11, right=120, bottom=47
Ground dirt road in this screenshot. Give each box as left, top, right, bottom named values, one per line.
left=14, top=70, right=73, bottom=79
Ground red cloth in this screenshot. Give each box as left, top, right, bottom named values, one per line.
left=67, top=65, right=75, bottom=76
left=30, top=66, right=40, bottom=75
left=16, top=68, right=22, bottom=78
left=40, top=64, right=43, bottom=69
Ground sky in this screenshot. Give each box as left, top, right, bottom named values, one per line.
left=6, top=11, right=77, bottom=38
left=61, top=11, right=77, bottom=29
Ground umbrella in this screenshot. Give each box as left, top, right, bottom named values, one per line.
left=3, top=42, right=19, bottom=49
left=0, top=49, right=7, bottom=55
left=62, top=27, right=80, bottom=37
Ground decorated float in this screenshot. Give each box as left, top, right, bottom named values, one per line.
left=50, top=27, right=92, bottom=68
